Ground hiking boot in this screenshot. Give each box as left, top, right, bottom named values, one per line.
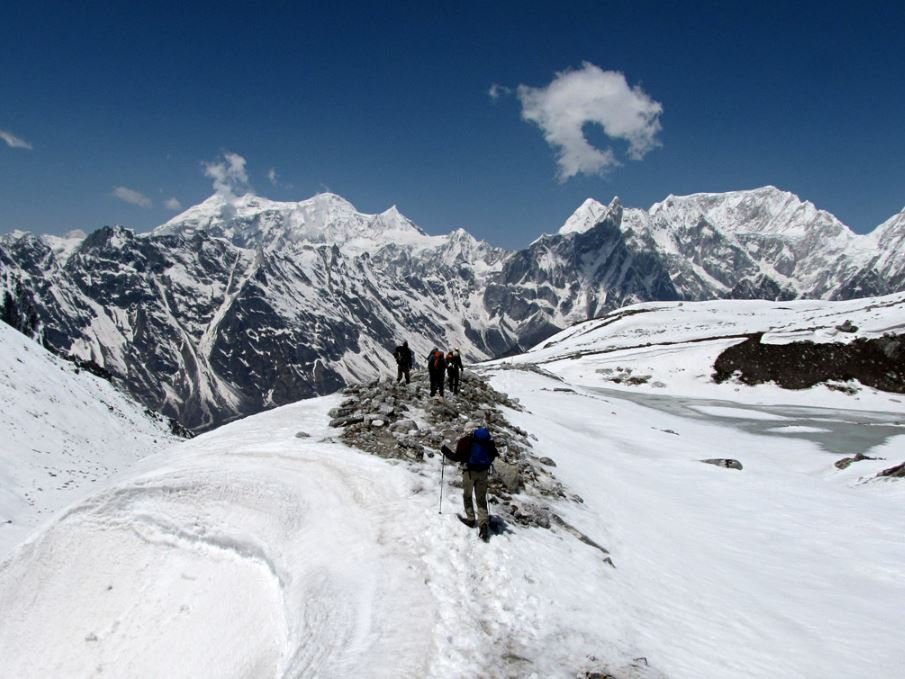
left=479, top=523, right=489, bottom=541
left=459, top=516, right=476, bottom=528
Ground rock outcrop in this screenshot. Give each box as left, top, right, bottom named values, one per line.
left=328, top=369, right=610, bottom=562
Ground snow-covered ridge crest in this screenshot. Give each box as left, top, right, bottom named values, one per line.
left=558, top=196, right=622, bottom=235
left=154, top=191, right=431, bottom=250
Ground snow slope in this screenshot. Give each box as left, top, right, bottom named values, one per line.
left=1, top=296, right=903, bottom=678
left=0, top=323, right=179, bottom=558
left=514, top=291, right=905, bottom=410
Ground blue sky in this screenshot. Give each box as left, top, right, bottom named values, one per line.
left=1, top=1, right=903, bottom=249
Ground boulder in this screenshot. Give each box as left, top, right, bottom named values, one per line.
left=493, top=460, right=523, bottom=493
left=389, top=418, right=418, bottom=432
left=701, top=458, right=743, bottom=471
left=879, top=461, right=905, bottom=478
left=329, top=414, right=364, bottom=428
left=835, top=452, right=878, bottom=470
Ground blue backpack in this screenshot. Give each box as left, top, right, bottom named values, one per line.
left=467, top=427, right=495, bottom=470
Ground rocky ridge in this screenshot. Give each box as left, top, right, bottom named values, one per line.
left=326, top=369, right=613, bottom=563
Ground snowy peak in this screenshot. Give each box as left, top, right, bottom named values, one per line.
left=871, top=205, right=905, bottom=275
left=154, top=191, right=428, bottom=250
left=874, top=205, right=905, bottom=242
left=650, top=186, right=852, bottom=243
left=558, top=196, right=622, bottom=235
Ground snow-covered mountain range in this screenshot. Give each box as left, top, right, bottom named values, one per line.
left=1, top=186, right=903, bottom=430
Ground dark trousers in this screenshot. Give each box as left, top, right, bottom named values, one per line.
left=447, top=370, right=460, bottom=394
left=429, top=370, right=444, bottom=396
left=396, top=365, right=410, bottom=384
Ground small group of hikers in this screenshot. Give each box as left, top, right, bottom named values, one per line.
left=393, top=340, right=496, bottom=540
left=442, top=426, right=498, bottom=541
left=392, top=341, right=463, bottom=397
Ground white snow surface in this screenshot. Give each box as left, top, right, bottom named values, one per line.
left=0, top=322, right=178, bottom=558
left=510, top=291, right=905, bottom=410
left=154, top=192, right=443, bottom=253
left=1, top=295, right=904, bottom=677
left=558, top=196, right=618, bottom=235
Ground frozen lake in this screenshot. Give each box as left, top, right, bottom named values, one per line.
left=591, top=387, right=905, bottom=456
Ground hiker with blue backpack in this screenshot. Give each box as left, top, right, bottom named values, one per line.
left=441, top=427, right=498, bottom=541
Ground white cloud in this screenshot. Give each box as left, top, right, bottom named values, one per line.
left=267, top=168, right=278, bottom=185
left=516, top=62, right=663, bottom=180
left=112, top=186, right=152, bottom=208
left=488, top=83, right=512, bottom=101
left=164, top=197, right=182, bottom=211
left=203, top=151, right=250, bottom=197
left=0, top=129, right=32, bottom=150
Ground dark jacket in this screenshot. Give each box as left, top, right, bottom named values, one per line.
left=427, top=350, right=446, bottom=373
left=394, top=344, right=413, bottom=369
left=446, top=352, right=463, bottom=374
left=453, top=432, right=498, bottom=471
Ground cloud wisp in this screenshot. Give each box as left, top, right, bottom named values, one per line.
left=0, top=129, right=33, bottom=150
left=488, top=83, right=512, bottom=101
left=204, top=151, right=251, bottom=198
left=164, top=197, right=182, bottom=211
left=516, top=63, right=663, bottom=180
left=112, top=186, right=152, bottom=208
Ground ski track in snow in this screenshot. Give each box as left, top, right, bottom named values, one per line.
left=0, top=401, right=435, bottom=679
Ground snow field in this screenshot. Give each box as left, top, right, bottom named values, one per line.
left=520, top=294, right=905, bottom=412
left=489, top=368, right=905, bottom=679
left=0, top=398, right=435, bottom=678
left=0, top=322, right=178, bottom=558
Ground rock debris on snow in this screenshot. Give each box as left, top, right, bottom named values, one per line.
left=700, top=458, right=744, bottom=471
left=834, top=452, right=881, bottom=470
left=330, top=369, right=600, bottom=540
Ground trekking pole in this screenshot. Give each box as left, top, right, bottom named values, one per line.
left=438, top=451, right=446, bottom=514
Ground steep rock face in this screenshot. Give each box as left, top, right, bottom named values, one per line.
left=2, top=187, right=903, bottom=430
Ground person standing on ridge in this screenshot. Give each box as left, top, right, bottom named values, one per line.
left=427, top=347, right=446, bottom=397
left=446, top=349, right=463, bottom=395
left=442, top=427, right=498, bottom=541
left=393, top=340, right=414, bottom=384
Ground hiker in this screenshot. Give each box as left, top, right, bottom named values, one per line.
left=446, top=349, right=463, bottom=394
left=427, top=347, right=446, bottom=396
left=446, top=427, right=498, bottom=540
left=393, top=340, right=414, bottom=384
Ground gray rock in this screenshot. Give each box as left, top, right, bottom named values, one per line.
left=329, top=414, right=364, bottom=428
left=836, top=319, right=858, bottom=333
left=493, top=460, right=523, bottom=493
left=701, top=458, right=743, bottom=470
left=878, top=461, right=905, bottom=478
left=835, top=452, right=878, bottom=470
left=538, top=456, right=556, bottom=467
left=389, top=418, right=417, bottom=432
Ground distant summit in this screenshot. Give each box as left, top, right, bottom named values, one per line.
left=558, top=197, right=623, bottom=236
left=155, top=192, right=430, bottom=250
